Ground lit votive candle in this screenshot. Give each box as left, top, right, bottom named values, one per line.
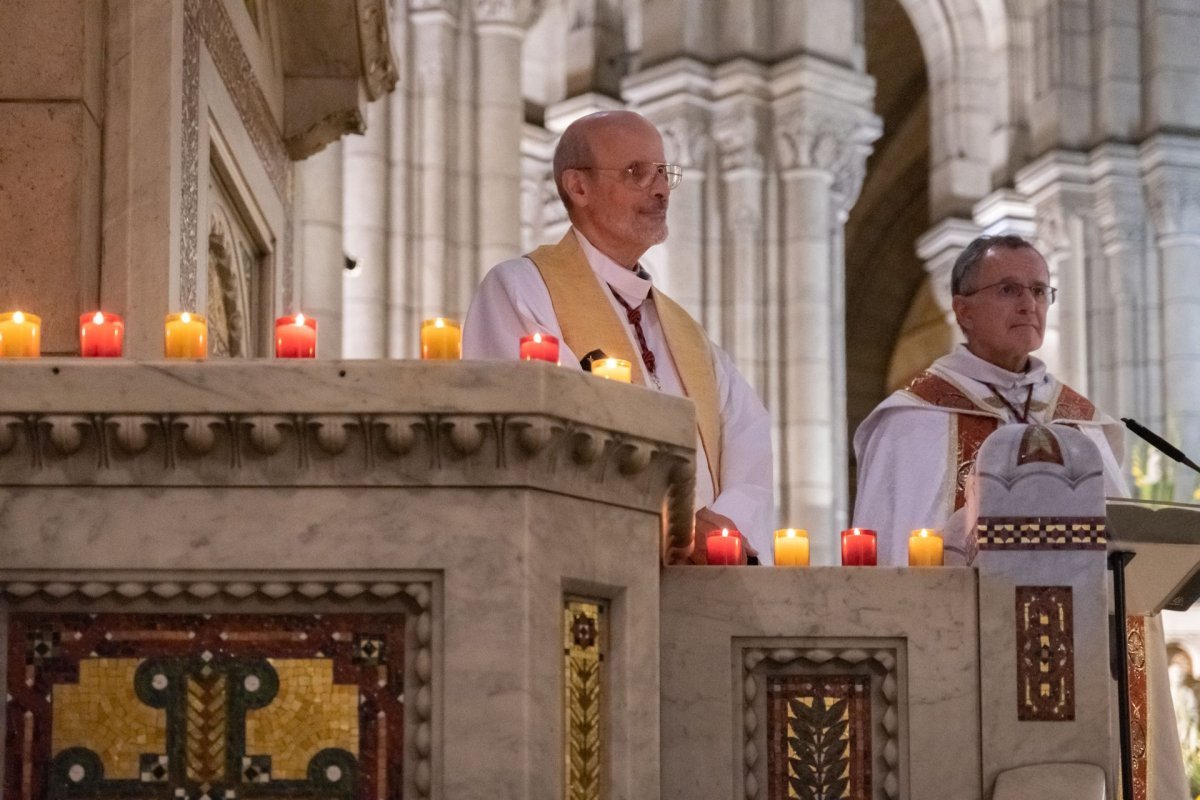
left=79, top=311, right=124, bottom=357
left=908, top=528, right=944, bottom=567
left=519, top=332, right=559, bottom=364
left=275, top=313, right=317, bottom=358
left=420, top=317, right=462, bottom=360
left=164, top=312, right=208, bottom=359
left=840, top=528, right=877, bottom=567
left=774, top=528, right=810, bottom=566
left=706, top=528, right=743, bottom=566
left=0, top=311, right=40, bottom=357
left=592, top=357, right=632, bottom=383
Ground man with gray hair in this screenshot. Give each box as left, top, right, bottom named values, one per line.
left=851, top=233, right=1187, bottom=796
left=463, top=110, right=774, bottom=563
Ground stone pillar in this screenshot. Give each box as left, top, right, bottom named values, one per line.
left=1012, top=154, right=1094, bottom=395
left=0, top=0, right=105, bottom=353
left=1088, top=145, right=1154, bottom=423
left=713, top=74, right=769, bottom=393
left=1141, top=135, right=1200, bottom=501
left=772, top=56, right=880, bottom=563
left=915, top=218, right=981, bottom=347
left=473, top=2, right=526, bottom=281
left=410, top=3, right=459, bottom=325
left=342, top=97, right=390, bottom=358
left=295, top=142, right=345, bottom=357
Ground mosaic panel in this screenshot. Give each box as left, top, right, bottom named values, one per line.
left=5, top=613, right=404, bottom=800
left=564, top=598, right=605, bottom=800
left=1015, top=586, right=1075, bottom=721
left=978, top=517, right=1107, bottom=551
left=1127, top=615, right=1148, bottom=800
left=766, top=674, right=871, bottom=800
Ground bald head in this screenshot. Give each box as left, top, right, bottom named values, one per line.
left=553, top=111, right=660, bottom=210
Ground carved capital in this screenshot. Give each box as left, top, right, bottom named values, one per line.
left=1144, top=172, right=1200, bottom=240
left=713, top=111, right=764, bottom=172
left=658, top=112, right=712, bottom=171
left=774, top=112, right=880, bottom=214
left=472, top=0, right=529, bottom=27
left=357, top=0, right=399, bottom=99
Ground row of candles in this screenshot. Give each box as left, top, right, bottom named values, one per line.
left=0, top=313, right=627, bottom=375
left=706, top=527, right=944, bottom=567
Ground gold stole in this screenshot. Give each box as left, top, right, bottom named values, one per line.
left=526, top=229, right=723, bottom=492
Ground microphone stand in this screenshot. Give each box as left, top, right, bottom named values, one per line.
left=1122, top=417, right=1200, bottom=476
left=1110, top=418, right=1199, bottom=799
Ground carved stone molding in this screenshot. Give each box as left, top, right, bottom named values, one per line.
left=658, top=111, right=712, bottom=171
left=1140, top=136, right=1200, bottom=239
left=0, top=572, right=438, bottom=799
left=473, top=0, right=528, bottom=28
left=357, top=0, right=400, bottom=100
left=741, top=643, right=902, bottom=800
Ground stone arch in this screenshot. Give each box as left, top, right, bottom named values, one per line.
left=891, top=0, right=1010, bottom=216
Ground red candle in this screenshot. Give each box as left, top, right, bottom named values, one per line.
left=519, top=332, right=559, bottom=364
left=706, top=528, right=743, bottom=565
left=79, top=311, right=124, bottom=357
left=275, top=313, right=317, bottom=358
left=841, top=528, right=878, bottom=566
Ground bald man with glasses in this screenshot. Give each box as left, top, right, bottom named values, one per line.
left=463, top=110, right=774, bottom=564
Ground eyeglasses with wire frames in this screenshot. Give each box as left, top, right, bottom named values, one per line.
left=959, top=280, right=1058, bottom=305
left=573, top=161, right=683, bottom=190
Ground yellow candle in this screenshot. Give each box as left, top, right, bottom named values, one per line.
left=164, top=312, right=208, bottom=359
left=592, top=357, right=632, bottom=383
left=0, top=311, right=40, bottom=357
left=774, top=528, right=810, bottom=566
left=908, top=528, right=944, bottom=567
left=420, top=317, right=462, bottom=360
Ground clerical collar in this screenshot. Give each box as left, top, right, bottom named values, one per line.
left=939, top=344, right=1047, bottom=390
left=574, top=230, right=652, bottom=307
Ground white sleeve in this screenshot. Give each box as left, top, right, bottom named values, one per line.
left=852, top=406, right=955, bottom=566
left=1079, top=425, right=1131, bottom=499
left=706, top=343, right=775, bottom=563
left=462, top=259, right=581, bottom=366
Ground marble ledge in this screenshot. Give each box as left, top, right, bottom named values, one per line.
left=0, top=359, right=695, bottom=446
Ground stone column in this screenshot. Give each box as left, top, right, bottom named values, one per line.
left=1141, top=135, right=1200, bottom=501
left=473, top=2, right=526, bottom=282
left=410, top=2, right=459, bottom=326
left=1012, top=154, right=1094, bottom=396
left=771, top=56, right=880, bottom=563
left=295, top=142, right=345, bottom=357
left=1089, top=145, right=1153, bottom=422
left=713, top=84, right=769, bottom=393
left=0, top=0, right=105, bottom=353
left=342, top=97, right=390, bottom=358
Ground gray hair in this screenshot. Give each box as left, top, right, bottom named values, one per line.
left=951, top=234, right=1038, bottom=295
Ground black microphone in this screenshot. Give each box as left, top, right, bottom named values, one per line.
left=1121, top=417, right=1200, bottom=476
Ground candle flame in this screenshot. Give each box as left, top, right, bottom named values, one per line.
left=92, top=311, right=104, bottom=325
left=295, top=313, right=306, bottom=326
left=435, top=317, right=445, bottom=328
left=12, top=311, right=24, bottom=324
left=181, top=312, right=191, bottom=324
left=605, top=358, right=618, bottom=368
left=533, top=332, right=542, bottom=343
left=721, top=527, right=730, bottom=537
left=787, top=529, right=796, bottom=538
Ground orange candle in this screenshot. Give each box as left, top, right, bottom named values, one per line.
left=275, top=313, right=317, bottom=358
left=0, top=311, right=40, bottom=357
left=79, top=311, right=124, bottom=357
left=164, top=312, right=208, bottom=359
left=706, top=528, right=743, bottom=565
left=774, top=528, right=810, bottom=566
left=840, top=528, right=877, bottom=566
left=420, top=317, right=461, bottom=360
left=591, top=357, right=632, bottom=383
left=908, top=528, right=944, bottom=566
left=519, top=332, right=559, bottom=363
